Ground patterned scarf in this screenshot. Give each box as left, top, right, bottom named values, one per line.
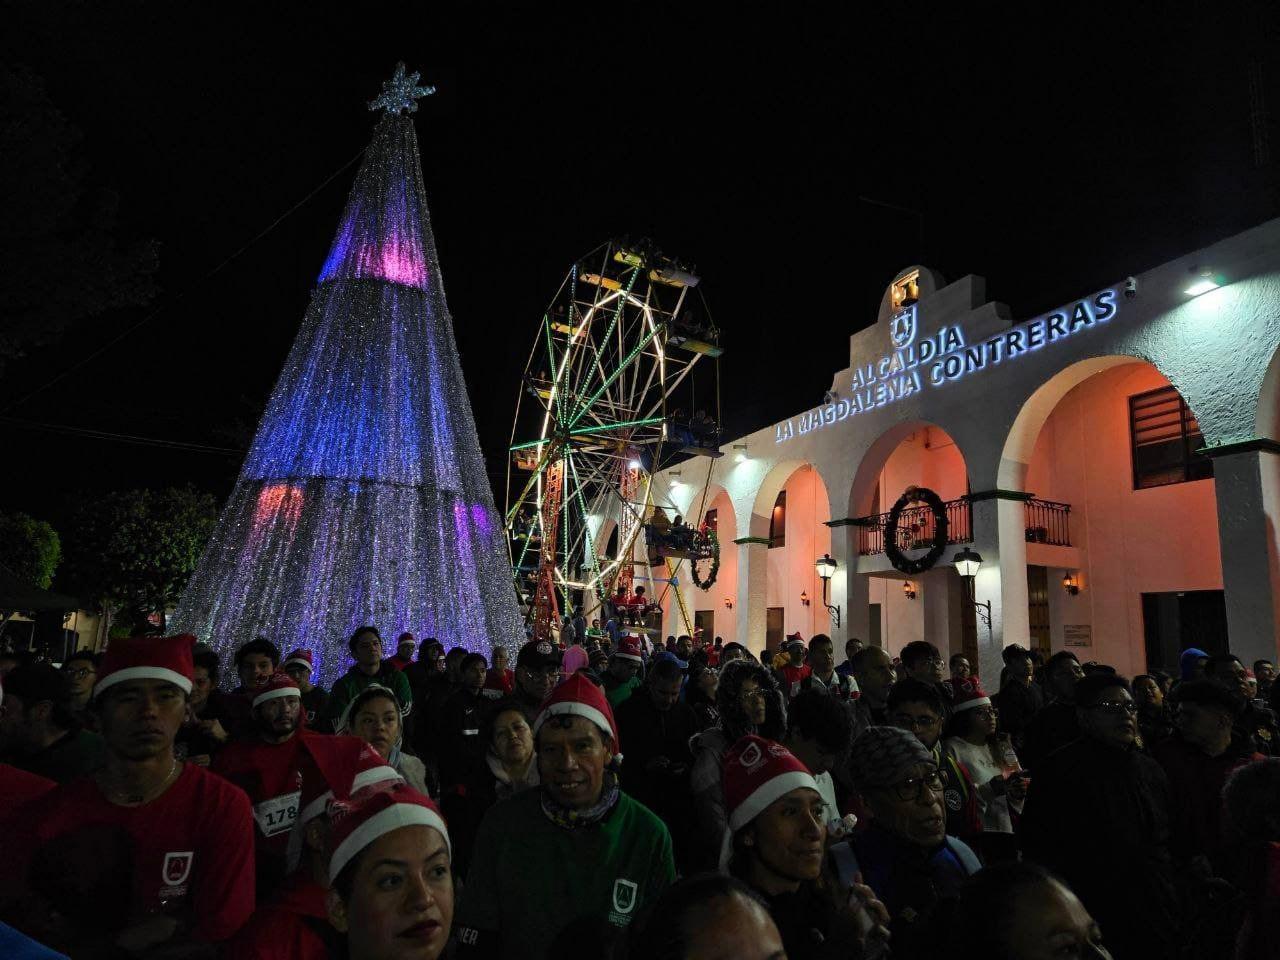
left=540, top=769, right=620, bottom=830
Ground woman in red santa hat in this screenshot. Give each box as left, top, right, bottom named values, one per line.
left=325, top=782, right=454, bottom=960
left=722, top=734, right=890, bottom=960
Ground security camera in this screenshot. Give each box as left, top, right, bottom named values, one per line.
left=1124, top=276, right=1138, bottom=300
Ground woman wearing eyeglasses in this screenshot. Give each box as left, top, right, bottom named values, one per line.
left=943, top=677, right=1026, bottom=863
left=848, top=725, right=980, bottom=958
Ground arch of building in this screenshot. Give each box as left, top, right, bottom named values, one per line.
left=839, top=420, right=973, bottom=660
left=996, top=356, right=1227, bottom=675
left=655, top=479, right=738, bottom=642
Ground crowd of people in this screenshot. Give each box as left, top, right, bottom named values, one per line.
left=1, top=624, right=1279, bottom=959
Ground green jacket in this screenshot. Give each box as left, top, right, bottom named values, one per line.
left=456, top=788, right=675, bottom=958
left=321, top=663, right=413, bottom=731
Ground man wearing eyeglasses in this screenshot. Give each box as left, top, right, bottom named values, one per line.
left=847, top=725, right=980, bottom=955
left=1019, top=674, right=1181, bottom=960
left=61, top=651, right=98, bottom=721
left=887, top=678, right=981, bottom=848
left=512, top=639, right=564, bottom=723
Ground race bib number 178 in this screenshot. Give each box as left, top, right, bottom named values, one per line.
left=254, top=791, right=301, bottom=837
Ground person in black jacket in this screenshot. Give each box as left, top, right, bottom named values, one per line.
left=615, top=656, right=698, bottom=866
left=403, top=637, right=447, bottom=711
left=437, top=653, right=490, bottom=793
left=1018, top=673, right=1182, bottom=960
left=1018, top=651, right=1083, bottom=770
left=1206, top=653, right=1280, bottom=756
left=992, top=648, right=1043, bottom=750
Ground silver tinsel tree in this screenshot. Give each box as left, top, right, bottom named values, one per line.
left=173, top=68, right=523, bottom=686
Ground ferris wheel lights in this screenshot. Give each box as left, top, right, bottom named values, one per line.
left=628, top=459, right=642, bottom=470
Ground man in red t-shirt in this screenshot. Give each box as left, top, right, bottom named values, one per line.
left=386, top=632, right=417, bottom=672
left=9, top=634, right=255, bottom=954
left=483, top=644, right=515, bottom=700
left=231, top=742, right=401, bottom=960
left=213, top=671, right=326, bottom=898
left=212, top=671, right=380, bottom=898
left=776, top=635, right=812, bottom=699
left=0, top=679, right=57, bottom=823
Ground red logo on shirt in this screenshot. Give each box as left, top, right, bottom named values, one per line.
left=163, top=851, right=194, bottom=885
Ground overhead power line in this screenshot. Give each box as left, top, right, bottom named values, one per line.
left=0, top=415, right=245, bottom=456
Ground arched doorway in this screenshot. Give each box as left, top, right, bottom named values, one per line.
left=739, top=462, right=833, bottom=657
left=669, top=487, right=738, bottom=648
left=1001, top=356, right=1223, bottom=675
left=847, top=422, right=973, bottom=661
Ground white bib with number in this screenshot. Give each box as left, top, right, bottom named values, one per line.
left=254, top=791, right=301, bottom=838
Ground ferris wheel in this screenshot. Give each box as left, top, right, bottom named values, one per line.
left=505, top=239, right=723, bottom=643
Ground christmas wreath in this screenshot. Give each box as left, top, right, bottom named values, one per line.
left=690, top=529, right=721, bottom=590
left=884, top=485, right=949, bottom=575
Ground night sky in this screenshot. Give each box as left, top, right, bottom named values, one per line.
left=2, top=1, right=1277, bottom=534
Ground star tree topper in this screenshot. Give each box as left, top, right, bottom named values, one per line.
left=369, top=62, right=436, bottom=116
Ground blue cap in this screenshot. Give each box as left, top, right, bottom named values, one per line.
left=654, top=651, right=689, bottom=671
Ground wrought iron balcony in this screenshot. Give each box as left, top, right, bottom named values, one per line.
left=855, top=498, right=973, bottom=556
left=854, top=496, right=1072, bottom=556
left=1024, top=499, right=1071, bottom=546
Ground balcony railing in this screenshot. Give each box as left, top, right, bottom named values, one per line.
left=1025, top=498, right=1071, bottom=546
left=856, top=498, right=973, bottom=556
left=854, top=496, right=1073, bottom=556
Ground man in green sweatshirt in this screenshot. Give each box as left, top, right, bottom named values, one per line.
left=455, top=672, right=675, bottom=958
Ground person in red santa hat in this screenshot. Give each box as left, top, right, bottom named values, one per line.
left=5, top=634, right=256, bottom=954
left=325, top=782, right=454, bottom=960
left=231, top=741, right=403, bottom=960
left=215, top=670, right=371, bottom=899
left=455, top=672, right=675, bottom=959
left=722, top=734, right=891, bottom=960
left=282, top=648, right=330, bottom=728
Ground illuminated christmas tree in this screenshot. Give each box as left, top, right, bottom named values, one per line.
left=174, top=65, right=523, bottom=685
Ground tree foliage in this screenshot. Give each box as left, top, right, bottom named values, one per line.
left=0, top=63, right=158, bottom=367
left=0, top=511, right=61, bottom=588
left=60, top=486, right=217, bottom=626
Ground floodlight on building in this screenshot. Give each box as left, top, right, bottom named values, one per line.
left=1184, top=269, right=1220, bottom=298
left=733, top=443, right=748, bottom=463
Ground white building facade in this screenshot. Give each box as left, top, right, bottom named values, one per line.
left=653, top=218, right=1280, bottom=681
